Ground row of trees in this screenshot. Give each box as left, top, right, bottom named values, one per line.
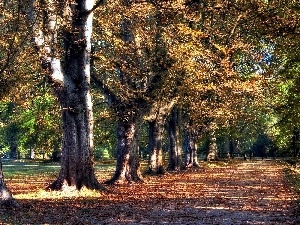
left=1, top=0, right=300, bottom=205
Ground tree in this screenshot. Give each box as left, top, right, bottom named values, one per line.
left=26, top=0, right=105, bottom=190
left=146, top=99, right=177, bottom=174
left=182, top=117, right=204, bottom=167
left=0, top=0, right=33, bottom=207
left=92, top=0, right=179, bottom=183
left=167, top=107, right=184, bottom=170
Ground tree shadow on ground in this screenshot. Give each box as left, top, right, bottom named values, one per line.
left=0, top=197, right=298, bottom=225
left=1, top=160, right=299, bottom=224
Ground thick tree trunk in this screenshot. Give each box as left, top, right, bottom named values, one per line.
left=49, top=96, right=102, bottom=190
left=50, top=1, right=102, bottom=189
left=184, top=130, right=200, bottom=168
left=105, top=115, right=142, bottom=184
left=146, top=100, right=176, bottom=175
left=167, top=108, right=183, bottom=171
left=0, top=160, right=18, bottom=207
left=147, top=120, right=165, bottom=174
left=26, top=0, right=104, bottom=191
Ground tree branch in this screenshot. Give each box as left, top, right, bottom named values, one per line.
left=91, top=73, right=117, bottom=105
left=85, top=0, right=106, bottom=15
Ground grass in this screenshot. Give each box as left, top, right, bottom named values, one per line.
left=2, top=160, right=60, bottom=178
left=2, top=159, right=116, bottom=179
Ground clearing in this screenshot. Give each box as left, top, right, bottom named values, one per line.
left=0, top=159, right=299, bottom=224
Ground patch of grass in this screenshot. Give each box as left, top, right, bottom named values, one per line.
left=2, top=160, right=117, bottom=179
left=2, top=160, right=60, bottom=178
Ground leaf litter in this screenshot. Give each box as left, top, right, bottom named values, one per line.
left=1, top=160, right=299, bottom=224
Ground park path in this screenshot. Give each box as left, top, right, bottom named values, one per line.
left=101, top=160, right=299, bottom=224
left=1, top=160, right=299, bottom=224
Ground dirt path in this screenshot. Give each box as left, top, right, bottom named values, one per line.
left=1, top=160, right=299, bottom=224
left=102, top=160, right=299, bottom=225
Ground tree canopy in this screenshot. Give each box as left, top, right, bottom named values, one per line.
left=0, top=0, right=299, bottom=191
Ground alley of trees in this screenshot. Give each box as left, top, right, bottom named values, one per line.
left=1, top=0, right=300, bottom=205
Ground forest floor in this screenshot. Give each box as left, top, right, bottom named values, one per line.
left=1, top=159, right=300, bottom=224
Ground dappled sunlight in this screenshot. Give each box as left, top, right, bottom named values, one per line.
left=15, top=187, right=103, bottom=200
left=1, top=160, right=299, bottom=224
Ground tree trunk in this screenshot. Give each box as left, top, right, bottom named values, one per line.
left=49, top=95, right=102, bottom=190
left=222, top=136, right=231, bottom=159
left=0, top=160, right=18, bottom=207
left=105, top=114, right=142, bottom=184
left=50, top=1, right=104, bottom=191
left=147, top=120, right=165, bottom=174
left=206, top=130, right=218, bottom=161
left=7, top=123, right=18, bottom=159
left=184, top=129, right=200, bottom=168
left=30, top=146, right=35, bottom=159
left=167, top=108, right=183, bottom=171
left=27, top=0, right=104, bottom=191
left=146, top=100, right=176, bottom=175
left=292, top=128, right=300, bottom=158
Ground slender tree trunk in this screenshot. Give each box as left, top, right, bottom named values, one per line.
left=7, top=123, right=18, bottom=159
left=105, top=114, right=142, bottom=184
left=229, top=139, right=235, bottom=158
left=206, top=130, right=218, bottom=161
left=292, top=128, right=300, bottom=158
left=0, top=160, right=18, bottom=207
left=167, top=108, right=182, bottom=171
left=184, top=129, right=200, bottom=168
left=222, top=136, right=231, bottom=159
left=30, top=146, right=35, bottom=159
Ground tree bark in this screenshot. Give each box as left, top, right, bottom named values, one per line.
left=292, top=128, right=300, bottom=158
left=146, top=100, right=176, bottom=175
left=184, top=129, right=200, bottom=168
left=147, top=120, right=165, bottom=174
left=167, top=107, right=183, bottom=171
left=27, top=0, right=104, bottom=191
left=105, top=113, right=142, bottom=184
left=0, top=160, right=18, bottom=207
left=206, top=129, right=218, bottom=161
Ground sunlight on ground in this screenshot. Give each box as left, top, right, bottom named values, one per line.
left=1, top=160, right=298, bottom=225
left=14, top=187, right=103, bottom=200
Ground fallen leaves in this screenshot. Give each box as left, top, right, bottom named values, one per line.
left=1, top=160, right=299, bottom=224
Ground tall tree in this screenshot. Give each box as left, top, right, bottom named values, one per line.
left=146, top=99, right=177, bottom=174
left=0, top=0, right=32, bottom=207
left=167, top=107, right=183, bottom=170
left=26, top=0, right=105, bottom=190
left=92, top=0, right=177, bottom=183
left=183, top=120, right=201, bottom=168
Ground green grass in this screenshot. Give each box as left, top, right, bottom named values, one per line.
left=2, top=160, right=60, bottom=178
left=1, top=159, right=116, bottom=179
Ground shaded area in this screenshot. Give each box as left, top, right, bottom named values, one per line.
left=0, top=160, right=299, bottom=224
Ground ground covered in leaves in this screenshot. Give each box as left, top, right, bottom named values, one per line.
left=1, top=159, right=299, bottom=224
